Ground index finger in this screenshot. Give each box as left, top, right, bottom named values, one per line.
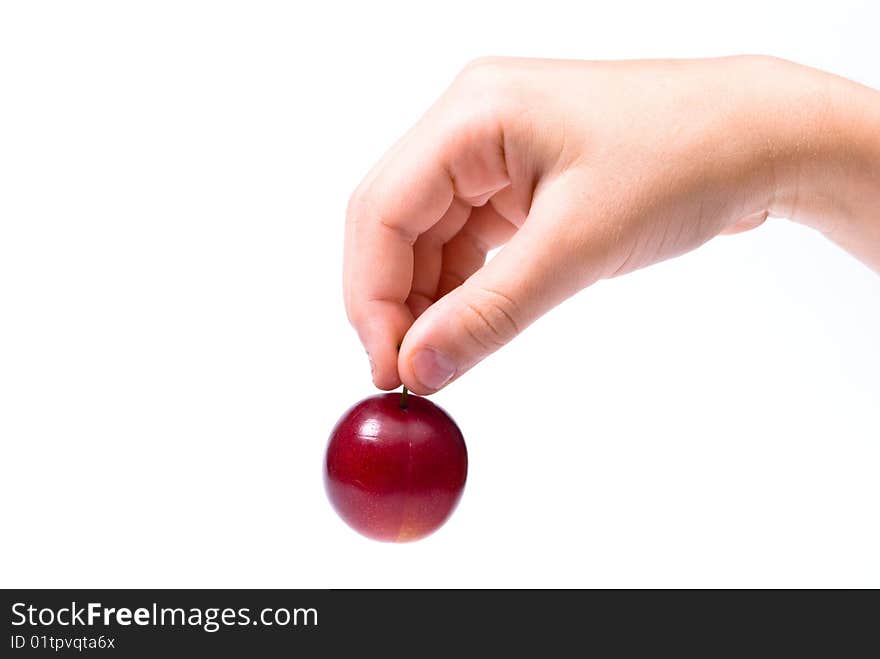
left=344, top=136, right=456, bottom=390
left=344, top=89, right=514, bottom=389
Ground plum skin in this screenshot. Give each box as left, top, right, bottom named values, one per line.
left=324, top=392, right=468, bottom=542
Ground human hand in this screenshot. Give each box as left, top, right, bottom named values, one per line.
left=344, top=55, right=880, bottom=394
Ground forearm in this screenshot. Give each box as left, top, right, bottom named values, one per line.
left=768, top=59, right=880, bottom=271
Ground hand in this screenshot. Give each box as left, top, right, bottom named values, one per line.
left=344, top=55, right=880, bottom=394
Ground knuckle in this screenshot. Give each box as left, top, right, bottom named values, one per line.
left=453, top=57, right=517, bottom=111
left=344, top=297, right=369, bottom=330
left=460, top=288, right=521, bottom=350
left=345, top=305, right=363, bottom=329
left=458, top=56, right=511, bottom=82
left=346, top=185, right=369, bottom=222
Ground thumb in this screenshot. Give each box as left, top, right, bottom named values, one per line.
left=398, top=188, right=592, bottom=394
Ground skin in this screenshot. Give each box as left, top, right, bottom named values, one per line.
left=344, top=55, right=880, bottom=395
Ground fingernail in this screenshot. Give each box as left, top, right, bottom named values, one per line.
left=411, top=348, right=456, bottom=391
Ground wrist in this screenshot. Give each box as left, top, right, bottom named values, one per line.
left=764, top=59, right=880, bottom=256
left=821, top=80, right=880, bottom=269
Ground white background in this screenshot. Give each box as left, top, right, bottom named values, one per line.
left=1, top=1, right=878, bottom=588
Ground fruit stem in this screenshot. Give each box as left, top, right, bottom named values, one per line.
left=400, top=385, right=408, bottom=409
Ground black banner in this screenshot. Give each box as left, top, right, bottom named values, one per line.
left=1, top=589, right=875, bottom=655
